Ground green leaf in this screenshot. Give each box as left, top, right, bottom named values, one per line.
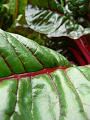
left=0, top=29, right=71, bottom=77
left=8, top=0, right=16, bottom=15
left=0, top=30, right=90, bottom=120
left=18, top=0, right=28, bottom=15
left=0, top=0, right=28, bottom=30
left=28, top=0, right=64, bottom=11
left=25, top=0, right=90, bottom=39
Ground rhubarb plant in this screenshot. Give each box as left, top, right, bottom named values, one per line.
left=0, top=29, right=90, bottom=120
left=25, top=0, right=90, bottom=65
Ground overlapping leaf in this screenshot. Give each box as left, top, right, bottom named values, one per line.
left=25, top=0, right=90, bottom=39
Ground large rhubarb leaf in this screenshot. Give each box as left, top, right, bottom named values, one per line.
left=25, top=0, right=90, bottom=39
left=0, top=30, right=90, bottom=120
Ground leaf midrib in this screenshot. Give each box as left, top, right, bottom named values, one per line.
left=0, top=66, right=67, bottom=81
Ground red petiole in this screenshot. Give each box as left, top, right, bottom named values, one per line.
left=75, top=36, right=90, bottom=64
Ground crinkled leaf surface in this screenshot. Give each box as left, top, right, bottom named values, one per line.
left=0, top=30, right=90, bottom=120
left=25, top=0, right=90, bottom=39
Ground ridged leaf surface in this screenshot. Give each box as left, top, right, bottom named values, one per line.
left=0, top=30, right=90, bottom=120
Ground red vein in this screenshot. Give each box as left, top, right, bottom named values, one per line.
left=0, top=66, right=67, bottom=81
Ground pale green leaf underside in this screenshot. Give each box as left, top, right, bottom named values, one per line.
left=0, top=65, right=90, bottom=120
left=25, top=4, right=90, bottom=39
